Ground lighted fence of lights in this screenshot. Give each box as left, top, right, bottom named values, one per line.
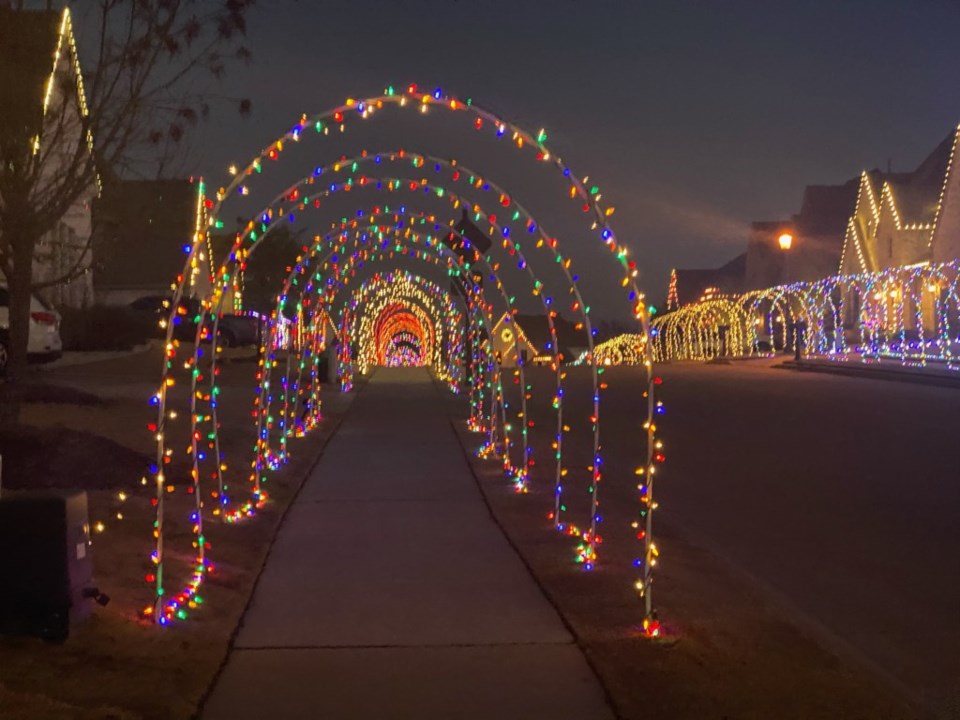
left=652, top=260, right=960, bottom=369
left=573, top=333, right=648, bottom=366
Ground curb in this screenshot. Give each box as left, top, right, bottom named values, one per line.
left=39, top=341, right=158, bottom=372
left=778, top=359, right=960, bottom=389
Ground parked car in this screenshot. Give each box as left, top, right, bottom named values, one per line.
left=129, top=294, right=200, bottom=341
left=129, top=295, right=261, bottom=347
left=0, top=285, right=63, bottom=374
left=216, top=313, right=261, bottom=348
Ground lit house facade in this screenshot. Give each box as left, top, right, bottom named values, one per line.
left=0, top=6, right=97, bottom=308
left=489, top=312, right=589, bottom=366
left=839, top=128, right=960, bottom=275
left=836, top=128, right=960, bottom=333
left=491, top=312, right=538, bottom=367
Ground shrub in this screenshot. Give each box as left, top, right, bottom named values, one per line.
left=59, top=305, right=157, bottom=351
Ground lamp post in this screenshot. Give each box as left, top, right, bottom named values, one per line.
left=777, top=232, right=797, bottom=356
left=777, top=232, right=793, bottom=285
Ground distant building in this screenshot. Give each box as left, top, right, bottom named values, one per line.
left=664, top=128, right=960, bottom=307
left=0, top=6, right=96, bottom=308
left=666, top=254, right=746, bottom=310
left=490, top=312, right=588, bottom=366
left=515, top=312, right=589, bottom=363
left=93, top=178, right=208, bottom=305
left=747, top=178, right=859, bottom=289
left=839, top=128, right=960, bottom=275
left=491, top=313, right=538, bottom=367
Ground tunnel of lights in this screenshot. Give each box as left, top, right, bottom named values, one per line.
left=652, top=261, right=960, bottom=368
left=342, top=269, right=462, bottom=381
left=147, top=85, right=664, bottom=636
left=574, top=333, right=648, bottom=367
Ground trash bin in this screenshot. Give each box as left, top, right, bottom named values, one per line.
left=0, top=490, right=104, bottom=642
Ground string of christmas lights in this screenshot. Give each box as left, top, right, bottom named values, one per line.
left=150, top=85, right=663, bottom=636
left=653, top=261, right=960, bottom=373
left=253, top=223, right=507, bottom=488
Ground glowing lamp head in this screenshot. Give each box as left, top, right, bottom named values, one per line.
left=777, top=232, right=794, bottom=251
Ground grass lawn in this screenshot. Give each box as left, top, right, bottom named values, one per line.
left=0, top=371, right=352, bottom=720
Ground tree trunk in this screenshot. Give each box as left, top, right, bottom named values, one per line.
left=7, top=224, right=35, bottom=377
left=0, top=226, right=38, bottom=426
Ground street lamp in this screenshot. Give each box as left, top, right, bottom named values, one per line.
left=776, top=231, right=799, bottom=355
left=776, top=231, right=794, bottom=286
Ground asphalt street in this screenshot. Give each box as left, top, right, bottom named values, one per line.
left=585, top=360, right=960, bottom=714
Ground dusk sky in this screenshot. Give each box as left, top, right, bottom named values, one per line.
left=86, top=0, right=960, bottom=318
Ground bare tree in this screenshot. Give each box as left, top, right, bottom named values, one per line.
left=0, top=0, right=253, bottom=400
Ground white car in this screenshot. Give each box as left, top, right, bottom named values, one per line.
left=0, top=285, right=63, bottom=374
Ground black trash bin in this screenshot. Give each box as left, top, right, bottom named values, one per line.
left=0, top=490, right=98, bottom=642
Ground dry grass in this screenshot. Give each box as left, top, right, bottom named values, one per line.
left=0, top=381, right=349, bottom=720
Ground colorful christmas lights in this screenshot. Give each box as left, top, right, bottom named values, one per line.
left=149, top=85, right=662, bottom=635
left=653, top=261, right=960, bottom=371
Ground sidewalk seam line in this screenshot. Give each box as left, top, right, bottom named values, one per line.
left=232, top=640, right=575, bottom=651
left=193, top=378, right=368, bottom=720
left=434, top=375, right=625, bottom=720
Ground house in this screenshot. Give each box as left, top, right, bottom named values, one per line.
left=515, top=312, right=590, bottom=363
left=92, top=178, right=204, bottom=306
left=490, top=312, right=538, bottom=367
left=831, top=127, right=960, bottom=333
left=662, top=127, right=960, bottom=340
left=0, top=6, right=96, bottom=308
left=747, top=178, right=860, bottom=289
left=665, top=159, right=866, bottom=307
left=490, top=312, right=589, bottom=366
left=839, top=128, right=960, bottom=275
left=735, top=128, right=960, bottom=292
left=666, top=253, right=746, bottom=310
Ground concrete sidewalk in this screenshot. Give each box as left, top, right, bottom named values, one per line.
left=202, top=367, right=613, bottom=720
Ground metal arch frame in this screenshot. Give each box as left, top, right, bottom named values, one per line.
left=153, top=85, right=662, bottom=628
